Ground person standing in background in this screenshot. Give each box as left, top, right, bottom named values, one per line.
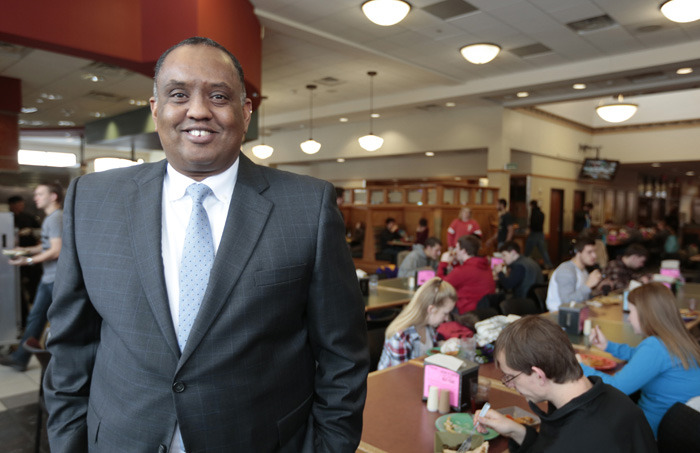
left=7, top=195, right=42, bottom=329
left=1, top=183, right=63, bottom=372
left=524, top=200, right=553, bottom=269
left=488, top=199, right=515, bottom=250
left=573, top=202, right=593, bottom=234
left=447, top=207, right=482, bottom=249
left=43, top=37, right=367, bottom=453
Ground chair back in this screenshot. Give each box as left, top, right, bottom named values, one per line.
left=528, top=284, right=549, bottom=313
left=499, top=298, right=540, bottom=316
left=396, top=250, right=411, bottom=268
left=657, top=401, right=700, bottom=452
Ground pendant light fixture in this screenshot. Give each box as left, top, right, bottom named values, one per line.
left=362, top=0, right=411, bottom=26
left=358, top=71, right=384, bottom=152
left=300, top=85, right=321, bottom=154
left=252, top=96, right=274, bottom=160
left=660, top=0, right=700, bottom=23
left=595, top=94, right=638, bottom=123
left=459, top=43, right=501, bottom=64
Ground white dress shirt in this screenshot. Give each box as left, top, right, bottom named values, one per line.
left=161, top=160, right=238, bottom=453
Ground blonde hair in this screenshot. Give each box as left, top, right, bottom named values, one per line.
left=628, top=282, right=700, bottom=369
left=385, top=278, right=456, bottom=339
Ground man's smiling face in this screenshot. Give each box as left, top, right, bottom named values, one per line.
left=150, top=44, right=252, bottom=180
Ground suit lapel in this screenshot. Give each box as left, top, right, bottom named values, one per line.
left=127, top=161, right=181, bottom=358
left=178, top=153, right=273, bottom=364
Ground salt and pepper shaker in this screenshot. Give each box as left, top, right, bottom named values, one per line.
left=438, top=389, right=451, bottom=414
left=427, top=386, right=439, bottom=412
left=583, top=319, right=592, bottom=350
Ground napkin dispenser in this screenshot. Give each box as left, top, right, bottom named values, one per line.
left=558, top=302, right=586, bottom=335
left=423, top=354, right=479, bottom=412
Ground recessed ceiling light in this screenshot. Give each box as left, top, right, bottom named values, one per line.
left=573, top=83, right=587, bottom=90
left=339, top=117, right=348, bottom=122
left=677, top=67, right=693, bottom=75
left=651, top=163, right=661, bottom=167
left=687, top=171, right=696, bottom=176
left=90, top=112, right=106, bottom=118
left=21, top=107, right=38, bottom=113
left=371, top=113, right=380, bottom=118
left=40, top=93, right=63, bottom=100
left=445, top=102, right=456, bottom=107
left=129, top=99, right=148, bottom=106
left=516, top=91, right=529, bottom=98
left=425, top=152, right=435, bottom=157
left=58, top=121, right=76, bottom=127
left=337, top=158, right=345, bottom=163
left=454, top=176, right=461, bottom=180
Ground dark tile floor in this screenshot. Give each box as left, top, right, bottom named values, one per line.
left=0, top=402, right=49, bottom=453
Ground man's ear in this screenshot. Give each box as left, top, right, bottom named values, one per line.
left=531, top=366, right=548, bottom=384
left=150, top=97, right=158, bottom=131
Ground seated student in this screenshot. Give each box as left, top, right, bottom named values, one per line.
left=415, top=217, right=429, bottom=245
left=545, top=237, right=602, bottom=312
left=377, top=278, right=456, bottom=370
left=437, top=235, right=495, bottom=314
left=474, top=316, right=656, bottom=453
left=378, top=217, right=405, bottom=263
left=494, top=241, right=544, bottom=299
left=581, top=282, right=700, bottom=437
left=397, top=237, right=441, bottom=278
left=593, top=243, right=650, bottom=295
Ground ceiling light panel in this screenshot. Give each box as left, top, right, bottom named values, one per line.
left=422, top=0, right=478, bottom=20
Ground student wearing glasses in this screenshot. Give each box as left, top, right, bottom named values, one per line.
left=377, top=278, right=456, bottom=370
left=474, top=316, right=656, bottom=453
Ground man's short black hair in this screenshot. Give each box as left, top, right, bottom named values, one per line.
left=623, top=243, right=649, bottom=259
left=457, top=235, right=481, bottom=256
left=8, top=195, right=23, bottom=205
left=385, top=217, right=395, bottom=225
left=572, top=236, right=595, bottom=254
left=153, top=37, right=246, bottom=101
left=419, top=217, right=428, bottom=227
left=498, top=198, right=508, bottom=208
left=529, top=200, right=538, bottom=208
left=335, top=187, right=345, bottom=199
left=499, top=241, right=520, bottom=254
left=425, top=237, right=441, bottom=248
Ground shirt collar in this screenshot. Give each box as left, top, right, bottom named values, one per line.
left=165, top=158, right=239, bottom=203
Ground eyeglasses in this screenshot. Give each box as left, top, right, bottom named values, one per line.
left=500, top=372, right=523, bottom=386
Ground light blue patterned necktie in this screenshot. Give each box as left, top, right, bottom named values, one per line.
left=178, top=183, right=215, bottom=352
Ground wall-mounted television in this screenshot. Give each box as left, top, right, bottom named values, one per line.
left=579, top=158, right=620, bottom=181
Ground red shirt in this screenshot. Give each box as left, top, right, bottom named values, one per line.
left=437, top=256, right=495, bottom=314
left=447, top=218, right=482, bottom=248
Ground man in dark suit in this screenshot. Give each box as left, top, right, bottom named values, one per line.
left=44, top=37, right=369, bottom=453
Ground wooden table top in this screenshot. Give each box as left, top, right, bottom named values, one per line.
left=364, top=278, right=416, bottom=312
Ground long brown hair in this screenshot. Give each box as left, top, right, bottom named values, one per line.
left=385, top=278, right=456, bottom=339
left=628, top=282, right=700, bottom=369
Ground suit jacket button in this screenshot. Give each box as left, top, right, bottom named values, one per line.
left=172, top=381, right=185, bottom=393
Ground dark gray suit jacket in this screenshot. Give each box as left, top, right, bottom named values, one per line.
left=44, top=153, right=369, bottom=452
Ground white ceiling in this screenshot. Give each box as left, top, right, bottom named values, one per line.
left=2, top=0, right=700, bottom=142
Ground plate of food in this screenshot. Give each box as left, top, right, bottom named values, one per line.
left=680, top=309, right=699, bottom=322
left=2, top=249, right=29, bottom=259
left=435, top=413, right=498, bottom=441
left=579, top=353, right=617, bottom=371
left=496, top=406, right=540, bottom=427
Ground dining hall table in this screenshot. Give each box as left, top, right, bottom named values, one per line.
left=364, top=277, right=416, bottom=312
left=358, top=358, right=545, bottom=453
